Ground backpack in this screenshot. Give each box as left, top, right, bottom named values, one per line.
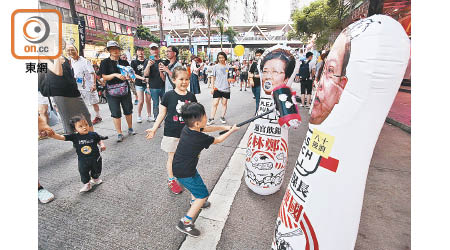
left=298, top=60, right=310, bottom=80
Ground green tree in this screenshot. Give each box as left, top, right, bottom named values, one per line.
left=136, top=25, right=160, bottom=43
left=170, top=0, right=205, bottom=49
left=94, top=31, right=127, bottom=48
left=290, top=0, right=359, bottom=49
left=197, top=0, right=229, bottom=56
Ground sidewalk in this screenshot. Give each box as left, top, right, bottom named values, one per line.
left=386, top=88, right=411, bottom=133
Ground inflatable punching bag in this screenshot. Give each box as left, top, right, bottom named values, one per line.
left=272, top=15, right=410, bottom=249
left=245, top=46, right=300, bottom=195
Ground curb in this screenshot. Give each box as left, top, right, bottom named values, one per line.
left=386, top=117, right=411, bottom=134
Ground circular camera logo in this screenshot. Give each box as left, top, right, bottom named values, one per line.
left=23, top=16, right=50, bottom=44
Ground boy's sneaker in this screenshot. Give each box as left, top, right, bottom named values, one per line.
left=38, top=188, right=54, bottom=204
left=176, top=221, right=200, bottom=237
left=220, top=117, right=227, bottom=124
left=79, top=183, right=92, bottom=193
left=190, top=200, right=211, bottom=209
left=148, top=116, right=156, bottom=122
left=134, top=99, right=138, bottom=105
left=117, top=134, right=124, bottom=142
left=137, top=116, right=143, bottom=123
left=207, top=118, right=214, bottom=126
left=92, top=117, right=102, bottom=125
left=168, top=179, right=183, bottom=194
left=128, top=128, right=137, bottom=135
left=90, top=178, right=103, bottom=186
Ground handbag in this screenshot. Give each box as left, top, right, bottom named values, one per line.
left=107, top=81, right=129, bottom=97
left=47, top=97, right=60, bottom=127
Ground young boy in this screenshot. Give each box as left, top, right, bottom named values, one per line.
left=173, top=102, right=239, bottom=237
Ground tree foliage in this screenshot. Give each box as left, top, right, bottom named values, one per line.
left=197, top=0, right=229, bottom=54
left=290, top=0, right=361, bottom=49
left=136, top=25, right=160, bottom=43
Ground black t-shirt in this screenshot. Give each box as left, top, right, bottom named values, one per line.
left=145, top=59, right=165, bottom=89
left=249, top=62, right=260, bottom=87
left=98, top=57, right=130, bottom=85
left=131, top=58, right=148, bottom=87
left=172, top=126, right=215, bottom=178
left=47, top=58, right=81, bottom=97
left=161, top=90, right=197, bottom=138
left=64, top=132, right=101, bottom=159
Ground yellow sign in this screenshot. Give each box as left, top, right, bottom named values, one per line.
left=308, top=129, right=335, bottom=158
left=118, top=35, right=134, bottom=58
left=234, top=45, right=245, bottom=57
left=62, top=23, right=79, bottom=55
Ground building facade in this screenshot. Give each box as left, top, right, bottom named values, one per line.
left=39, top=0, right=146, bottom=61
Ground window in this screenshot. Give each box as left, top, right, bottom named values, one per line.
left=109, top=21, right=115, bottom=32
left=95, top=17, right=103, bottom=30
left=92, top=3, right=99, bottom=11
left=112, top=0, right=118, bottom=11
left=92, top=0, right=99, bottom=4
left=106, top=0, right=112, bottom=9
left=118, top=2, right=123, bottom=13
left=101, top=6, right=107, bottom=14
left=108, top=8, right=114, bottom=16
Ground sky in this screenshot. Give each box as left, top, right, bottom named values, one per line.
left=259, top=0, right=316, bottom=23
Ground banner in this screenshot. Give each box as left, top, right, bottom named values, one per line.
left=62, top=23, right=79, bottom=52
left=118, top=35, right=134, bottom=58
left=272, top=15, right=410, bottom=250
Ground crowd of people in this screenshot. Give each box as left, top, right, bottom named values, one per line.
left=37, top=40, right=329, bottom=237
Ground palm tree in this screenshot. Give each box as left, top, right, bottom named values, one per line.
left=197, top=0, right=229, bottom=56
left=215, top=18, right=225, bottom=51
left=170, top=0, right=205, bottom=49
left=154, top=0, right=164, bottom=42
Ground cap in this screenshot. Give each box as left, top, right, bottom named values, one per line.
left=106, top=41, right=120, bottom=49
left=149, top=43, right=159, bottom=49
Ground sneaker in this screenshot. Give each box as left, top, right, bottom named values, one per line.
left=128, top=128, right=137, bottom=135
left=244, top=88, right=247, bottom=91
left=148, top=116, right=156, bottom=122
left=134, top=99, right=138, bottom=105
left=305, top=105, right=310, bottom=109
left=38, top=188, right=54, bottom=204
left=176, top=221, right=200, bottom=237
left=90, top=178, right=103, bottom=186
left=137, top=116, right=143, bottom=123
left=92, top=116, right=102, bottom=125
left=220, top=117, right=226, bottom=124
left=117, top=134, right=124, bottom=142
left=207, top=118, right=214, bottom=126
left=79, top=183, right=92, bottom=193
left=240, top=88, right=242, bottom=91
left=168, top=179, right=183, bottom=194
left=190, top=200, right=211, bottom=209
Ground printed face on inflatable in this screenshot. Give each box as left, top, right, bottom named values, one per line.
left=310, top=33, right=350, bottom=125
left=261, top=49, right=295, bottom=94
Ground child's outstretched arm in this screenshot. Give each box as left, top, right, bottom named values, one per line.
left=145, top=105, right=167, bottom=139
left=98, top=140, right=106, bottom=152
left=49, top=133, right=65, bottom=141
left=203, top=125, right=231, bottom=133
left=213, top=124, right=239, bottom=144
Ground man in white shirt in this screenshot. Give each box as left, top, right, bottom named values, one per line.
left=66, top=44, right=102, bottom=124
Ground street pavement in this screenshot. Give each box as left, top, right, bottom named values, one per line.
left=39, top=81, right=410, bottom=250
